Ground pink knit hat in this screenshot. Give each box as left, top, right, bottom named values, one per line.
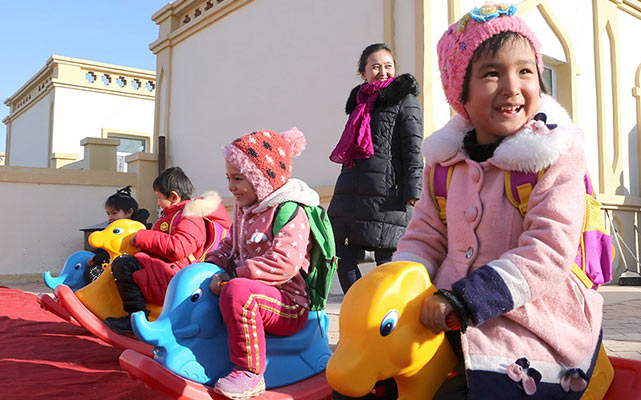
left=437, top=3, right=543, bottom=120
left=223, top=127, right=306, bottom=201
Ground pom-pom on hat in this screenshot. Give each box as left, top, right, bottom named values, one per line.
left=223, top=127, right=306, bottom=201
left=437, top=3, right=543, bottom=120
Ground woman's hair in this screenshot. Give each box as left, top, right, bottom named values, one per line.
left=460, top=31, right=548, bottom=104
left=153, top=166, right=194, bottom=201
left=357, top=43, right=395, bottom=74
left=105, top=186, right=150, bottom=226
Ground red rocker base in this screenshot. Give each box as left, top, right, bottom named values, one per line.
left=55, top=284, right=154, bottom=357
left=119, top=349, right=332, bottom=400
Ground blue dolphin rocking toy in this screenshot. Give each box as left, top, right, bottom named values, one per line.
left=129, top=262, right=332, bottom=391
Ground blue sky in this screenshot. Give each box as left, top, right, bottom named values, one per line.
left=0, top=0, right=169, bottom=153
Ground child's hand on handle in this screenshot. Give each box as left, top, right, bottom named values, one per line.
left=209, top=274, right=224, bottom=296
left=420, top=296, right=454, bottom=334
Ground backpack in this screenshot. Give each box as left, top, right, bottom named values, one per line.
left=272, top=201, right=338, bottom=311
left=169, top=211, right=228, bottom=263
left=430, top=164, right=613, bottom=289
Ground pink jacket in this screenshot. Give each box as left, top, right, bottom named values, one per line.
left=205, top=179, right=319, bottom=308
left=393, top=95, right=603, bottom=393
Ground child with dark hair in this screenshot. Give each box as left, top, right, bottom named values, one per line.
left=84, top=186, right=151, bottom=284
left=393, top=4, right=603, bottom=399
left=104, top=167, right=231, bottom=334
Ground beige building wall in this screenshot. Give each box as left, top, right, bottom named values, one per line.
left=0, top=151, right=158, bottom=279
left=6, top=92, right=52, bottom=167
left=151, top=0, right=388, bottom=195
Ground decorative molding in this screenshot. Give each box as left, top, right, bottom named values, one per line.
left=150, top=0, right=254, bottom=54
left=0, top=165, right=136, bottom=187
left=593, top=0, right=624, bottom=194
left=610, top=0, right=641, bottom=18
left=383, top=0, right=395, bottom=54
left=517, top=0, right=578, bottom=120
left=415, top=0, right=433, bottom=136
left=635, top=62, right=641, bottom=195
left=102, top=128, right=155, bottom=154
left=3, top=55, right=155, bottom=124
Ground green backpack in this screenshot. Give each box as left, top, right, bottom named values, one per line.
left=272, top=201, right=338, bottom=311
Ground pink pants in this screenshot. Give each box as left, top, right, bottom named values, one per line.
left=219, top=278, right=308, bottom=374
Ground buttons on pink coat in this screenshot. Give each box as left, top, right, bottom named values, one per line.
left=465, top=247, right=474, bottom=259
left=470, top=167, right=481, bottom=183
left=464, top=207, right=478, bottom=222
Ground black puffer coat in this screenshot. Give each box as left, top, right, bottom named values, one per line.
left=328, top=73, right=424, bottom=250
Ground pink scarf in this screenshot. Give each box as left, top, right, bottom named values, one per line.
left=330, top=77, right=396, bottom=167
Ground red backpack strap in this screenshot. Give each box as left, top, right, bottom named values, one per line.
left=504, top=169, right=545, bottom=217
left=430, top=164, right=454, bottom=224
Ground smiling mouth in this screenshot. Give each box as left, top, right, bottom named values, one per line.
left=497, top=105, right=523, bottom=115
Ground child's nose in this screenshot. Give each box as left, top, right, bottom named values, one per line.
left=502, top=75, right=521, bottom=96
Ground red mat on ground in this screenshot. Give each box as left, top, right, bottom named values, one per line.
left=0, top=287, right=170, bottom=400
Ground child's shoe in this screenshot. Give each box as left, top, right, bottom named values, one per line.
left=104, top=315, right=133, bottom=335
left=213, top=367, right=266, bottom=399
left=104, top=309, right=149, bottom=335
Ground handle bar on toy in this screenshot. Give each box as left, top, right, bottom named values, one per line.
left=445, top=312, right=462, bottom=331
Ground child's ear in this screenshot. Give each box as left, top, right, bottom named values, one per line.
left=126, top=208, right=134, bottom=218
left=169, top=191, right=181, bottom=204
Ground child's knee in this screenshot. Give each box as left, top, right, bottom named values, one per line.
left=111, top=254, right=141, bottom=280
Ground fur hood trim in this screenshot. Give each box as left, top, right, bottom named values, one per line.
left=345, top=73, right=420, bottom=114
left=422, top=94, right=581, bottom=172
left=183, top=191, right=222, bottom=218
left=252, top=178, right=319, bottom=214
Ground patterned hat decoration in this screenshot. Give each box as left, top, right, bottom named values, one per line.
left=437, top=3, right=543, bottom=120
left=223, top=127, right=306, bottom=201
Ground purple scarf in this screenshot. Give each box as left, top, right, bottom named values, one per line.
left=330, top=77, right=396, bottom=167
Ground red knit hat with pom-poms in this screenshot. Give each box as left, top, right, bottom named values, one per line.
left=222, top=127, right=306, bottom=201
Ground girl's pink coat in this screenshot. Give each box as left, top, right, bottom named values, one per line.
left=205, top=179, right=319, bottom=308
left=394, top=95, right=603, bottom=384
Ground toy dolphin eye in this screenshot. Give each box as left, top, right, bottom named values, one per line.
left=380, top=309, right=399, bottom=337
left=74, top=262, right=82, bottom=270
left=113, top=227, right=124, bottom=234
left=190, top=288, right=203, bottom=303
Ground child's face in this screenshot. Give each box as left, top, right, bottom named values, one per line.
left=154, top=190, right=181, bottom=210
left=361, top=50, right=396, bottom=83
left=225, top=161, right=257, bottom=208
left=105, top=205, right=133, bottom=223
left=464, top=38, right=540, bottom=144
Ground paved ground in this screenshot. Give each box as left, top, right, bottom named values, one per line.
left=4, top=279, right=640, bottom=361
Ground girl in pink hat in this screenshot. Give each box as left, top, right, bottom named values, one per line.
left=393, top=3, right=603, bottom=399
left=204, top=127, right=319, bottom=399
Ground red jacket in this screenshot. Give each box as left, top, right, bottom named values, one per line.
left=133, top=191, right=231, bottom=305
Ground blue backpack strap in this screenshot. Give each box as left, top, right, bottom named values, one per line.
left=430, top=164, right=454, bottom=225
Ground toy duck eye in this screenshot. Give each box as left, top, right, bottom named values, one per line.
left=190, top=288, right=203, bottom=303
left=380, top=309, right=399, bottom=337
left=113, top=227, right=124, bottom=234
left=74, top=262, right=82, bottom=270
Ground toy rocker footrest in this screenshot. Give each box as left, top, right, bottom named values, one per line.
left=604, top=356, right=641, bottom=399
left=55, top=284, right=154, bottom=357
left=37, top=293, right=80, bottom=326
left=119, top=349, right=332, bottom=400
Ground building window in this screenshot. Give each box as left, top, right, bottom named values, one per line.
left=542, top=65, right=556, bottom=98
left=110, top=136, right=147, bottom=172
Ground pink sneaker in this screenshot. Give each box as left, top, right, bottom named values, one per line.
left=213, top=367, right=266, bottom=399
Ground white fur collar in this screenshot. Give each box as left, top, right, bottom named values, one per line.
left=252, top=178, right=320, bottom=214
left=183, top=191, right=221, bottom=217
left=422, top=94, right=582, bottom=172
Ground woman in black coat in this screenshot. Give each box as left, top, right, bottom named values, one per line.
left=328, top=43, right=424, bottom=294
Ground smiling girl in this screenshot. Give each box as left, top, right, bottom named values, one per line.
left=392, top=4, right=603, bottom=399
